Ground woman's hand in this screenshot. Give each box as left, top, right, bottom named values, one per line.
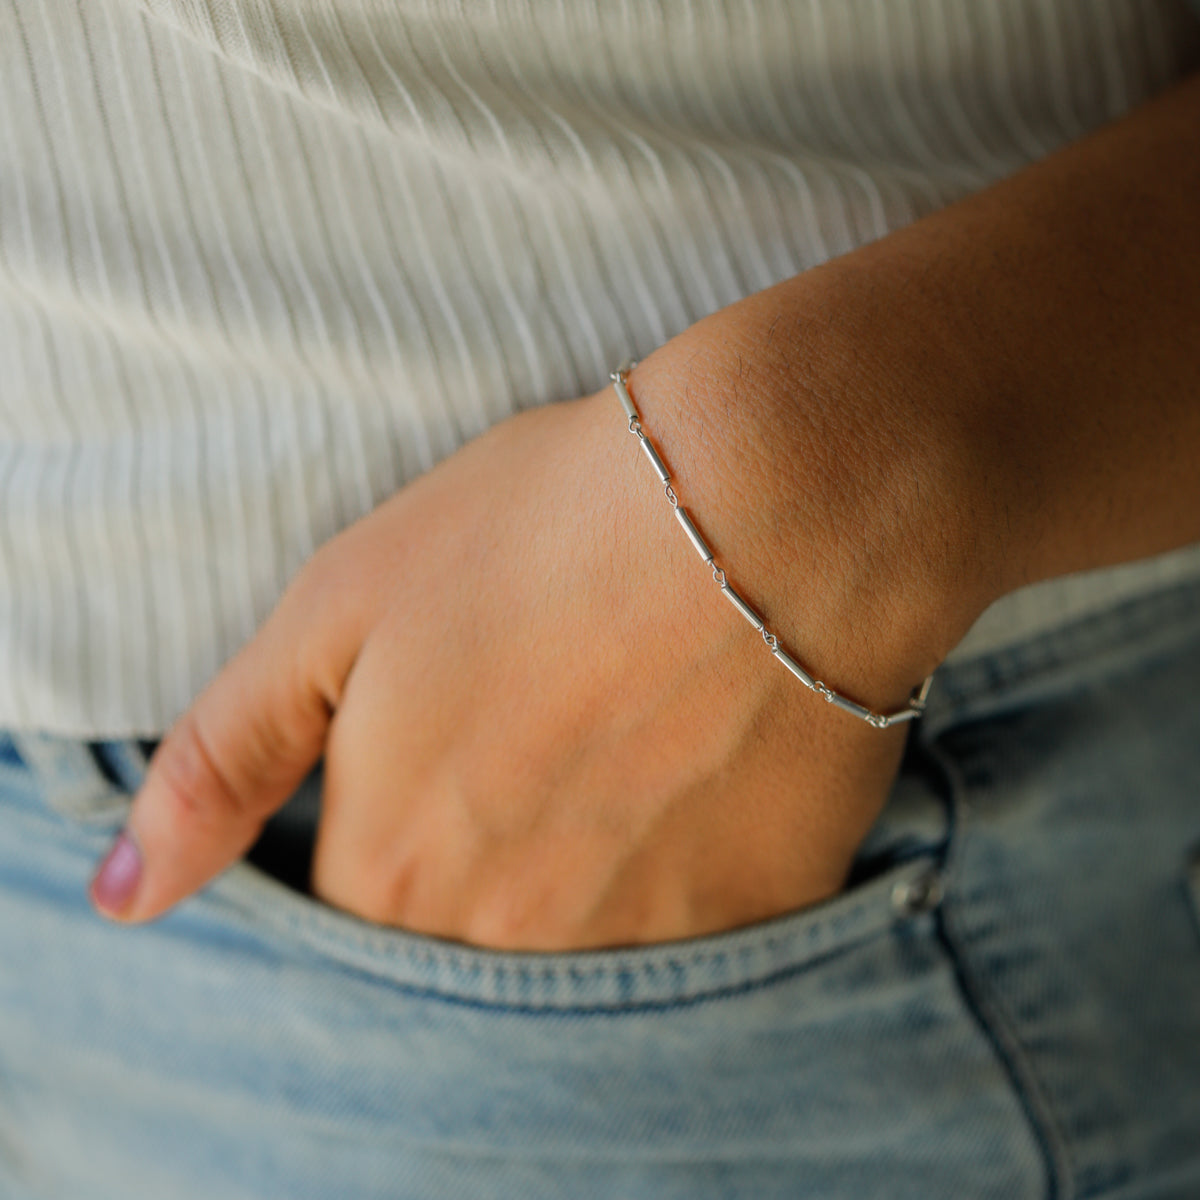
left=88, top=66, right=1200, bottom=949
left=87, top=283, right=988, bottom=950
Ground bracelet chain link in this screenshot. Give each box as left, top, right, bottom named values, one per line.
left=611, top=363, right=933, bottom=729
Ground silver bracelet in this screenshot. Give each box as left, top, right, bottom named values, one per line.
left=611, top=363, right=933, bottom=729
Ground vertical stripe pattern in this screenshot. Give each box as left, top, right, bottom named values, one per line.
left=0, top=0, right=1198, bottom=733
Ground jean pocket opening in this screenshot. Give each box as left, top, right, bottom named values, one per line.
left=9, top=733, right=949, bottom=1011
left=201, top=844, right=946, bottom=1014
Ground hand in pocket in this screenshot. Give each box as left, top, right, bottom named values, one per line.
left=89, top=309, right=978, bottom=950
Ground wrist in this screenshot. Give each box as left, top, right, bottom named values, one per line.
left=618, top=265, right=1004, bottom=710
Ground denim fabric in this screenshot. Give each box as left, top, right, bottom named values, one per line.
left=2, top=580, right=1199, bottom=1199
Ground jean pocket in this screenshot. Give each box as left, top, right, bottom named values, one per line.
left=204, top=835, right=945, bottom=1013
left=2, top=736, right=1040, bottom=1200
left=14, top=730, right=948, bottom=1012
left=209, top=739, right=949, bottom=1012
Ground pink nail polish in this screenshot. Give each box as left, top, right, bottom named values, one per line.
left=90, top=831, right=143, bottom=916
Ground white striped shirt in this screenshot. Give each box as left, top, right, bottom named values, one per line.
left=1, top=0, right=1199, bottom=735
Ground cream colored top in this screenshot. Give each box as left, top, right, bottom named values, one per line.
left=1, top=0, right=1198, bottom=735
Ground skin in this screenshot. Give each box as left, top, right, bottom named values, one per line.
left=92, top=68, right=1200, bottom=950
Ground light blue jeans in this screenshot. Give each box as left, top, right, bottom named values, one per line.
left=2, top=579, right=1199, bottom=1199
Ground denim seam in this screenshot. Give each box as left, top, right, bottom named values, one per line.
left=241, top=896, right=883, bottom=1008
left=203, top=855, right=938, bottom=1012
left=925, top=736, right=1072, bottom=1200
left=272, top=905, right=868, bottom=975
left=228, top=860, right=903, bottom=969
left=236, top=871, right=877, bottom=973
left=217, top=928, right=934, bottom=1018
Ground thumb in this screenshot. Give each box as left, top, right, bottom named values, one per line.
left=89, top=565, right=363, bottom=924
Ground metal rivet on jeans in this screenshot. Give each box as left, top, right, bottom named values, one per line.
left=891, top=867, right=944, bottom=917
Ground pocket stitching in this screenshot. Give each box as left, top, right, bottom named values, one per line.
left=205, top=852, right=940, bottom=1012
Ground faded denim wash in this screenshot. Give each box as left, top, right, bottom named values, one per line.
left=2, top=578, right=1199, bottom=1199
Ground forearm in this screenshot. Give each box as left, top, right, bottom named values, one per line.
left=839, top=67, right=1200, bottom=595
left=630, top=68, right=1200, bottom=702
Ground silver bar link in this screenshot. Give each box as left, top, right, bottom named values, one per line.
left=720, top=583, right=765, bottom=631
left=874, top=708, right=918, bottom=728
left=674, top=507, right=714, bottom=563
left=639, top=436, right=671, bottom=483
left=612, top=365, right=932, bottom=730
left=827, top=692, right=876, bottom=723
left=771, top=646, right=815, bottom=690
left=610, top=371, right=639, bottom=423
